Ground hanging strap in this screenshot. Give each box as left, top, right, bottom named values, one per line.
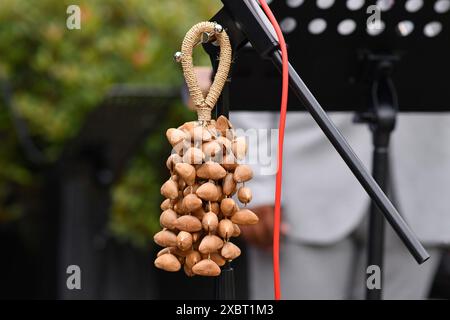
left=180, top=21, right=232, bottom=121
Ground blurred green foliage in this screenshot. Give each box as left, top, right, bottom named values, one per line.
left=0, top=0, right=221, bottom=245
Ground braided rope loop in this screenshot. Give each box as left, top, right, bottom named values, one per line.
left=180, top=22, right=232, bottom=121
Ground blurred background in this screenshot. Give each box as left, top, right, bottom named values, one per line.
left=0, top=0, right=248, bottom=299
left=0, top=0, right=448, bottom=300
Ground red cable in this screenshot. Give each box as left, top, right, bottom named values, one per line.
left=258, top=0, right=289, bottom=301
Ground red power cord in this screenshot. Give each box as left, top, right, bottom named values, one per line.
left=258, top=0, right=289, bottom=301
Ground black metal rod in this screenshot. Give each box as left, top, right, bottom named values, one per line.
left=215, top=263, right=236, bottom=300
left=364, top=60, right=396, bottom=300
left=271, top=50, right=429, bottom=264
left=366, top=148, right=388, bottom=299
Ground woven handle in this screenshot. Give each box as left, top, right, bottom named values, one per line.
left=180, top=22, right=232, bottom=121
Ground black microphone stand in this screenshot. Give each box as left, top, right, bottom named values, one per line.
left=355, top=54, right=399, bottom=299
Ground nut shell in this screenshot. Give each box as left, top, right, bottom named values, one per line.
left=218, top=219, right=235, bottom=239
left=177, top=231, right=193, bottom=251
left=185, top=250, right=202, bottom=268
left=154, top=253, right=181, bottom=272
left=232, top=137, right=248, bottom=160
left=166, top=128, right=187, bottom=147
left=233, top=165, right=253, bottom=183
left=220, top=198, right=236, bottom=217
left=160, top=179, right=178, bottom=200
left=175, top=163, right=196, bottom=186
left=238, top=187, right=252, bottom=204
left=231, top=209, right=259, bottom=225
left=196, top=182, right=219, bottom=202
left=183, top=193, right=203, bottom=212
left=175, top=215, right=202, bottom=232
left=196, top=161, right=227, bottom=180
left=154, top=230, right=177, bottom=247
left=199, top=235, right=224, bottom=254
left=192, top=259, right=221, bottom=277
left=160, top=209, right=178, bottom=229
left=183, top=147, right=205, bottom=165
left=202, top=211, right=219, bottom=232
left=160, top=198, right=172, bottom=211
left=221, top=242, right=241, bottom=260
left=222, top=173, right=237, bottom=196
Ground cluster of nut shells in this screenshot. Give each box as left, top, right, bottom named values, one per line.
left=154, top=116, right=259, bottom=277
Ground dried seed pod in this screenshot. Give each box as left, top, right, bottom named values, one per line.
left=215, top=115, right=230, bottom=136
left=185, top=250, right=202, bottom=268
left=233, top=165, right=253, bottom=183
left=221, top=242, right=241, bottom=260
left=232, top=136, right=248, bottom=160
left=222, top=173, right=237, bottom=196
left=166, top=153, right=183, bottom=172
left=192, top=259, right=221, bottom=277
left=196, top=161, right=227, bottom=180
left=196, top=182, right=219, bottom=201
left=231, top=209, right=259, bottom=225
left=209, top=252, right=226, bottom=267
left=221, top=152, right=238, bottom=171
left=160, top=209, right=178, bottom=229
left=166, top=128, right=187, bottom=147
left=198, top=235, right=224, bottom=254
left=183, top=193, right=203, bottom=212
left=160, top=178, right=178, bottom=200
left=220, top=198, right=236, bottom=217
left=154, top=253, right=181, bottom=272
left=184, top=264, right=195, bottom=277
left=175, top=163, right=196, bottom=186
left=218, top=219, right=235, bottom=239
left=177, top=231, right=193, bottom=251
left=238, top=187, right=252, bottom=204
left=202, top=211, right=219, bottom=232
left=154, top=230, right=177, bottom=247
left=160, top=198, right=172, bottom=211
left=183, top=147, right=205, bottom=165
left=209, top=202, right=220, bottom=215
left=175, top=215, right=202, bottom=232
left=202, top=141, right=222, bottom=158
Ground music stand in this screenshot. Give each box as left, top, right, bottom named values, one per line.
left=201, top=0, right=447, bottom=300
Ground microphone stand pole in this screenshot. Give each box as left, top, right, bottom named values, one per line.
left=355, top=54, right=399, bottom=299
